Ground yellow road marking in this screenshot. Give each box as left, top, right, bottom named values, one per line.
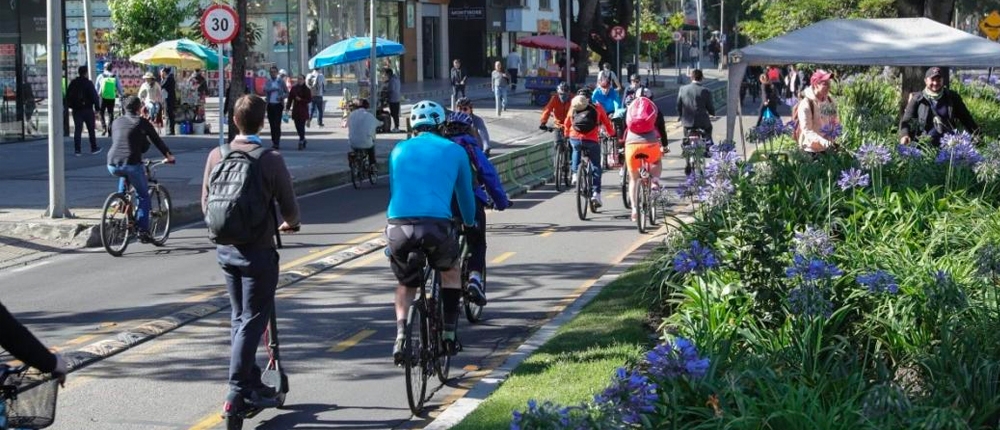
left=328, top=329, right=377, bottom=352
left=491, top=252, right=516, bottom=264
left=183, top=290, right=220, bottom=303
left=463, top=364, right=480, bottom=371
left=188, top=415, right=222, bottom=430
left=344, top=251, right=384, bottom=268
left=279, top=231, right=382, bottom=271
left=64, top=334, right=98, bottom=346
left=539, top=228, right=557, bottom=238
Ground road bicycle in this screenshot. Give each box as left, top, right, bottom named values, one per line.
left=599, top=129, right=617, bottom=170
left=221, top=308, right=289, bottom=430
left=632, top=153, right=658, bottom=233
left=682, top=128, right=713, bottom=176
left=348, top=147, right=378, bottom=189
left=543, top=126, right=571, bottom=192
left=576, top=150, right=600, bottom=221
left=0, top=364, right=59, bottom=429
left=100, top=159, right=174, bottom=257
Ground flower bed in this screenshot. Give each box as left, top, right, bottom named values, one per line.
left=512, top=72, right=1000, bottom=428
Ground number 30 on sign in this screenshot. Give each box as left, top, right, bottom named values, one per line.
left=201, top=4, right=240, bottom=45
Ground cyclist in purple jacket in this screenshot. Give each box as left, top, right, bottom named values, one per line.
left=443, top=111, right=511, bottom=306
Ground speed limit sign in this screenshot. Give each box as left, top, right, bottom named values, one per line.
left=201, top=4, right=239, bottom=44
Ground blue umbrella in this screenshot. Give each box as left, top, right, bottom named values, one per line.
left=309, top=37, right=405, bottom=69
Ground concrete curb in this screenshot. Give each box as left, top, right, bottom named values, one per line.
left=60, top=236, right=389, bottom=375
left=424, top=232, right=668, bottom=429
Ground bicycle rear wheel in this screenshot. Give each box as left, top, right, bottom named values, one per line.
left=554, top=149, right=565, bottom=192
left=403, top=302, right=428, bottom=414
left=621, top=170, right=631, bottom=210
left=368, top=161, right=378, bottom=185
left=100, top=193, right=131, bottom=257
left=349, top=156, right=361, bottom=189
left=576, top=164, right=589, bottom=220
left=464, top=268, right=485, bottom=323
left=148, top=185, right=172, bottom=246
left=636, top=181, right=649, bottom=233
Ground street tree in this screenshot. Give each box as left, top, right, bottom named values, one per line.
left=562, top=0, right=634, bottom=84
left=896, top=0, right=957, bottom=113
left=107, top=0, right=193, bottom=57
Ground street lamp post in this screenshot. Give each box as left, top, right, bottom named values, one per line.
left=369, top=0, right=377, bottom=103
left=696, top=0, right=703, bottom=70
left=47, top=0, right=69, bottom=218
left=565, top=0, right=571, bottom=86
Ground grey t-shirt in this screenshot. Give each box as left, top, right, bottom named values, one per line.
left=492, top=70, right=510, bottom=90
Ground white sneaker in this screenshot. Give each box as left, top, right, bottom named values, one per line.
left=591, top=192, right=603, bottom=207
left=571, top=173, right=578, bottom=185
left=619, top=167, right=625, bottom=177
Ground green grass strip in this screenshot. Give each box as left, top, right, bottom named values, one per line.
left=452, top=262, right=656, bottom=430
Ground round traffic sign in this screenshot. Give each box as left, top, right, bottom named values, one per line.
left=672, top=31, right=683, bottom=41
left=610, top=26, right=626, bottom=42
left=201, top=4, right=239, bottom=45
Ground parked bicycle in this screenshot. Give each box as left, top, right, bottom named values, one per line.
left=348, top=148, right=378, bottom=189
left=543, top=127, right=571, bottom=192
left=575, top=151, right=600, bottom=220
left=1, top=364, right=59, bottom=430
left=632, top=153, right=658, bottom=233
left=99, top=159, right=173, bottom=257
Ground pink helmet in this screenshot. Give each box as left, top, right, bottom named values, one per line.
left=626, top=97, right=657, bottom=134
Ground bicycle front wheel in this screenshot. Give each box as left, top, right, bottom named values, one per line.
left=100, top=193, right=131, bottom=257
left=403, top=303, right=428, bottom=414
left=148, top=185, right=172, bottom=246
left=368, top=162, right=378, bottom=185
left=621, top=170, right=631, bottom=210
left=576, top=164, right=589, bottom=220
left=349, top=157, right=361, bottom=189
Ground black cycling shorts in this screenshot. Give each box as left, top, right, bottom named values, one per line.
left=385, top=219, right=461, bottom=288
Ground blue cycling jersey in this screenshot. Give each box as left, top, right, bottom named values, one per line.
left=591, top=88, right=620, bottom=115
left=387, top=133, right=476, bottom=226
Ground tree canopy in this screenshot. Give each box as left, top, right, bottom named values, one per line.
left=738, top=0, right=896, bottom=43
left=108, top=0, right=193, bottom=57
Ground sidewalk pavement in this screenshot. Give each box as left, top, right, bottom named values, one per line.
left=0, top=67, right=728, bottom=268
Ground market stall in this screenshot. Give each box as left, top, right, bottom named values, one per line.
left=516, top=35, right=580, bottom=106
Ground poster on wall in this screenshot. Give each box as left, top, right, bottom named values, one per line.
left=272, top=16, right=293, bottom=53
left=682, top=0, right=701, bottom=27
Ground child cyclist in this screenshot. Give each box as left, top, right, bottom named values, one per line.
left=624, top=96, right=664, bottom=222
left=442, top=111, right=511, bottom=305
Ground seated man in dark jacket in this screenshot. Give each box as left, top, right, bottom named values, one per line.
left=899, top=67, right=979, bottom=146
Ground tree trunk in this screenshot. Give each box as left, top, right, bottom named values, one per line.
left=572, top=0, right=601, bottom=85
left=896, top=0, right=955, bottom=116
left=227, top=0, right=250, bottom=142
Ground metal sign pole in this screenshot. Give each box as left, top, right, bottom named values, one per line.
left=219, top=44, right=225, bottom=147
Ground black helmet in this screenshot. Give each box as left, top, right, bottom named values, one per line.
left=557, top=82, right=569, bottom=94
left=576, top=87, right=592, bottom=98
left=456, top=97, right=473, bottom=108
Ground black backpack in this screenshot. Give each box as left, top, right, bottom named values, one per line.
left=204, top=145, right=272, bottom=245
left=573, top=105, right=598, bottom=133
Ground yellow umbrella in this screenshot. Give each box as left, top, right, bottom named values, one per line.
left=130, top=43, right=206, bottom=69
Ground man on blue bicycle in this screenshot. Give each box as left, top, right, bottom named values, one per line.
left=107, top=96, right=175, bottom=243
left=387, top=100, right=477, bottom=364
left=443, top=111, right=511, bottom=306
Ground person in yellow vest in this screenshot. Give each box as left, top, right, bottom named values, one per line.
left=95, top=63, right=124, bottom=137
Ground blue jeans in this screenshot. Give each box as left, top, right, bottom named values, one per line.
left=218, top=245, right=279, bottom=396
left=570, top=138, right=602, bottom=193
left=309, top=96, right=324, bottom=125
left=107, top=164, right=150, bottom=232
left=494, top=87, right=508, bottom=115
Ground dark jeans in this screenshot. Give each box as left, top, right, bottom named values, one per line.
left=165, top=100, right=176, bottom=134
left=467, top=202, right=488, bottom=276
left=107, top=164, right=150, bottom=231
left=389, top=102, right=400, bottom=129
left=267, top=103, right=284, bottom=147
left=452, top=85, right=466, bottom=99
left=100, top=98, right=116, bottom=134
left=309, top=96, right=324, bottom=125
left=294, top=119, right=306, bottom=141
left=508, top=69, right=519, bottom=90
left=218, top=245, right=279, bottom=396
left=72, top=108, right=98, bottom=153
left=570, top=139, right=602, bottom=193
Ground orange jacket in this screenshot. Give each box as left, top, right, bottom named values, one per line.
left=540, top=94, right=572, bottom=128
left=563, top=103, right=614, bottom=142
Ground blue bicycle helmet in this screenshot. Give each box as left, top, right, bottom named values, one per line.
left=410, top=100, right=446, bottom=130
left=444, top=111, right=475, bottom=137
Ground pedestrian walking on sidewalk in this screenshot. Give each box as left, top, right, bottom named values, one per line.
left=201, top=94, right=300, bottom=412
left=492, top=61, right=510, bottom=117
left=450, top=59, right=467, bottom=110
left=306, top=68, right=325, bottom=127
left=507, top=48, right=522, bottom=92
left=66, top=65, right=102, bottom=156
left=383, top=68, right=402, bottom=133
left=287, top=74, right=312, bottom=150
left=161, top=68, right=177, bottom=135
left=264, top=66, right=289, bottom=149
left=96, top=63, right=124, bottom=137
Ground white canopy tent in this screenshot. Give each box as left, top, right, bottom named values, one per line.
left=726, top=17, right=1000, bottom=141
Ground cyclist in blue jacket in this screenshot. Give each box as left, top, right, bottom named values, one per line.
left=443, top=111, right=511, bottom=306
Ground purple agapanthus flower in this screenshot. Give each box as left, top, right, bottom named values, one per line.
left=837, top=168, right=870, bottom=190
left=672, top=240, right=719, bottom=275
left=855, top=142, right=892, bottom=170
left=820, top=123, right=843, bottom=140
left=594, top=368, right=659, bottom=425
left=785, top=254, right=843, bottom=282
left=676, top=173, right=701, bottom=199
left=897, top=144, right=924, bottom=160
left=646, top=337, right=710, bottom=380
left=784, top=96, right=799, bottom=107
left=936, top=142, right=983, bottom=167
left=940, top=131, right=974, bottom=148
left=856, top=270, right=900, bottom=294
left=793, top=226, right=834, bottom=257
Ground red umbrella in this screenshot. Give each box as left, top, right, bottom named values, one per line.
left=516, top=35, right=580, bottom=51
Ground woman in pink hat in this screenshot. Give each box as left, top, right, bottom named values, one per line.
left=796, top=69, right=840, bottom=153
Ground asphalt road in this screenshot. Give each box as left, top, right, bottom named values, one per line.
left=1, top=99, right=753, bottom=429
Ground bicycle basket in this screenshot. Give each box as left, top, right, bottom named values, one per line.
left=4, top=373, right=58, bottom=429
